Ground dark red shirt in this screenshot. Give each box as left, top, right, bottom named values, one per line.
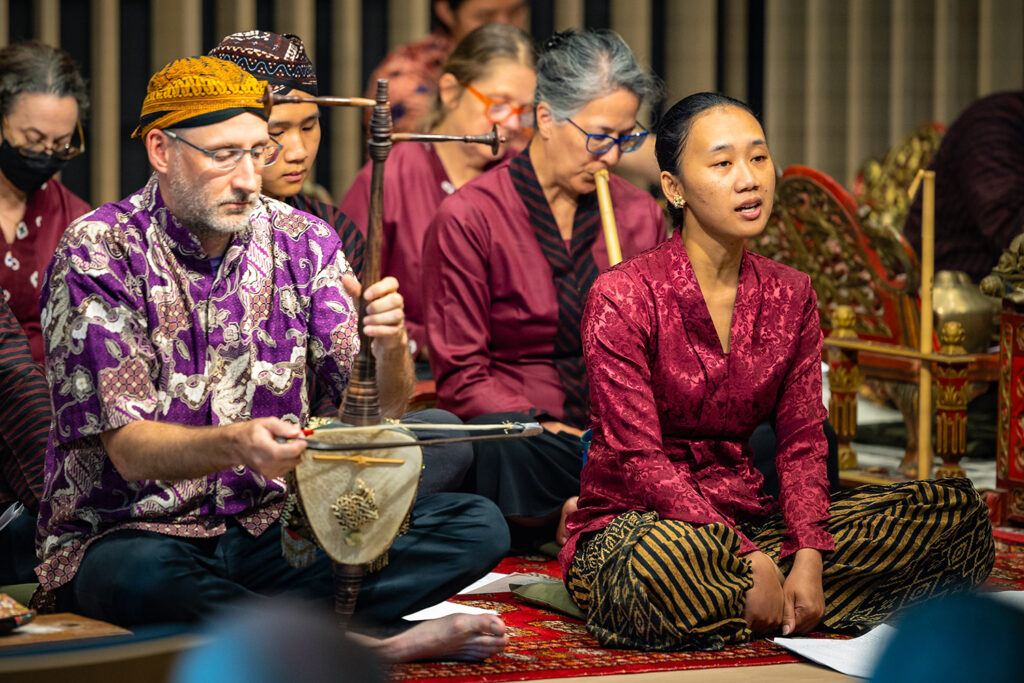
left=903, top=91, right=1024, bottom=283
left=339, top=142, right=454, bottom=356
left=0, top=179, right=90, bottom=363
left=560, top=233, right=835, bottom=576
left=423, top=157, right=665, bottom=423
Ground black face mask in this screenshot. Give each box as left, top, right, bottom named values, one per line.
left=0, top=138, right=69, bottom=195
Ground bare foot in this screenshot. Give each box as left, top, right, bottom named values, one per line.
left=556, top=496, right=579, bottom=546
left=352, top=613, right=508, bottom=663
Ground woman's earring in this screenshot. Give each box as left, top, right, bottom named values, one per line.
left=671, top=195, right=686, bottom=209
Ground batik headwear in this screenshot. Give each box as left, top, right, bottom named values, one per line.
left=209, top=31, right=318, bottom=97
left=131, top=56, right=267, bottom=139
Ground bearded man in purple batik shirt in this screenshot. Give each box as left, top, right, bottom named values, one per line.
left=33, top=55, right=508, bottom=663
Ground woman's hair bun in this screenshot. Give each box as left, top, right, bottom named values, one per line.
left=543, top=30, right=575, bottom=52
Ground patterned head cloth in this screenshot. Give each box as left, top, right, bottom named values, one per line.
left=209, top=31, right=318, bottom=97
left=131, top=55, right=267, bottom=139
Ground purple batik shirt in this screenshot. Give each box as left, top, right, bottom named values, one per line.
left=34, top=174, right=359, bottom=593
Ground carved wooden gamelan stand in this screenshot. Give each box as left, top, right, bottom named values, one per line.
left=822, top=171, right=978, bottom=482
left=265, top=80, right=521, bottom=628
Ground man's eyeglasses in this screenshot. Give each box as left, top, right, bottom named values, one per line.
left=163, top=129, right=282, bottom=170
left=565, top=118, right=649, bottom=155
left=2, top=119, right=86, bottom=161
left=460, top=82, right=535, bottom=130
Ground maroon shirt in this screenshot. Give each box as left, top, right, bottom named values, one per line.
left=423, top=156, right=665, bottom=422
left=0, top=179, right=90, bottom=363
left=339, top=142, right=454, bottom=355
left=560, top=233, right=835, bottom=576
left=903, top=91, right=1024, bottom=283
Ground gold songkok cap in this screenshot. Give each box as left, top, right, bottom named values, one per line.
left=131, top=55, right=267, bottom=139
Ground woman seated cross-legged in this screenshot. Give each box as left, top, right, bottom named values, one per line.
left=560, top=92, right=995, bottom=651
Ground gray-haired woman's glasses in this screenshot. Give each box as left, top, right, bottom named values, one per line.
left=565, top=118, right=649, bottom=155
left=163, top=129, right=283, bottom=170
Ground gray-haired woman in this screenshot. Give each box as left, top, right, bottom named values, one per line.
left=0, top=40, right=89, bottom=363
left=422, top=29, right=667, bottom=550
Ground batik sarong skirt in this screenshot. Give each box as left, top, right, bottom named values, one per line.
left=565, top=478, right=994, bottom=651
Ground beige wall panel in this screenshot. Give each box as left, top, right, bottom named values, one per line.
left=214, top=0, right=257, bottom=43
left=978, top=0, right=1024, bottom=94
left=846, top=0, right=892, bottom=185
left=388, top=0, right=429, bottom=52
left=275, top=0, right=317, bottom=182
left=332, top=0, right=363, bottom=201
left=664, top=0, right=716, bottom=104
left=34, top=0, right=59, bottom=46
left=91, top=0, right=119, bottom=206
left=275, top=0, right=316, bottom=54
left=764, top=0, right=808, bottom=169
left=933, top=0, right=977, bottom=123
left=554, top=0, right=584, bottom=31
left=805, top=0, right=848, bottom=183
left=151, top=0, right=202, bottom=72
left=611, top=0, right=651, bottom=67
left=720, top=0, right=748, bottom=102
left=889, top=0, right=936, bottom=145
left=0, top=0, right=7, bottom=49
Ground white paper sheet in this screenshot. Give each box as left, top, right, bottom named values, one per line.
left=401, top=571, right=553, bottom=621
left=402, top=601, right=498, bottom=622
left=12, top=622, right=63, bottom=635
left=459, top=573, right=551, bottom=595
left=773, top=624, right=897, bottom=679
left=987, top=589, right=1024, bottom=612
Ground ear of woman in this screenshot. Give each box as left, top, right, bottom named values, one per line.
left=534, top=101, right=555, bottom=139
left=437, top=72, right=462, bottom=109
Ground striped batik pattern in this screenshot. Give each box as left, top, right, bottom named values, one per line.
left=287, top=193, right=366, bottom=279
left=509, top=150, right=600, bottom=428
left=0, top=300, right=52, bottom=512
left=567, top=478, right=994, bottom=651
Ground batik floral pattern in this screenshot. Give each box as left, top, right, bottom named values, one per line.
left=35, top=174, right=359, bottom=592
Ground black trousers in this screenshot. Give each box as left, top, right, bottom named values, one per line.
left=750, top=420, right=841, bottom=497
left=404, top=408, right=473, bottom=496
left=64, top=492, right=508, bottom=628
left=466, top=413, right=841, bottom=519
left=0, top=508, right=37, bottom=585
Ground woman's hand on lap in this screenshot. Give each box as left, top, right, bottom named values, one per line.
left=781, top=548, right=824, bottom=635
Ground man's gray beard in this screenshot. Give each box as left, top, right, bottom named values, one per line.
left=167, top=166, right=258, bottom=241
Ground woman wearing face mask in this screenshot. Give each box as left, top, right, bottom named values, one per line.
left=340, top=23, right=536, bottom=364
left=0, top=41, right=89, bottom=364
left=422, top=30, right=665, bottom=549
left=561, top=93, right=994, bottom=651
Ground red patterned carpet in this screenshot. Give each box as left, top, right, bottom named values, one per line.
left=390, top=553, right=1024, bottom=682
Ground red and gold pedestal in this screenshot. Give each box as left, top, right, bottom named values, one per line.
left=997, top=298, right=1024, bottom=523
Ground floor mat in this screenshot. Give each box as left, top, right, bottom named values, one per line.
left=390, top=552, right=1024, bottom=682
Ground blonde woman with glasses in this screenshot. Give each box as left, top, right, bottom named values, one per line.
left=340, top=23, right=536, bottom=366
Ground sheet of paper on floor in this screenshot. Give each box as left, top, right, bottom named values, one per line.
left=460, top=572, right=550, bottom=595
left=403, top=601, right=498, bottom=621
left=773, top=624, right=896, bottom=679
left=402, top=572, right=551, bottom=621
left=989, top=590, right=1024, bottom=611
